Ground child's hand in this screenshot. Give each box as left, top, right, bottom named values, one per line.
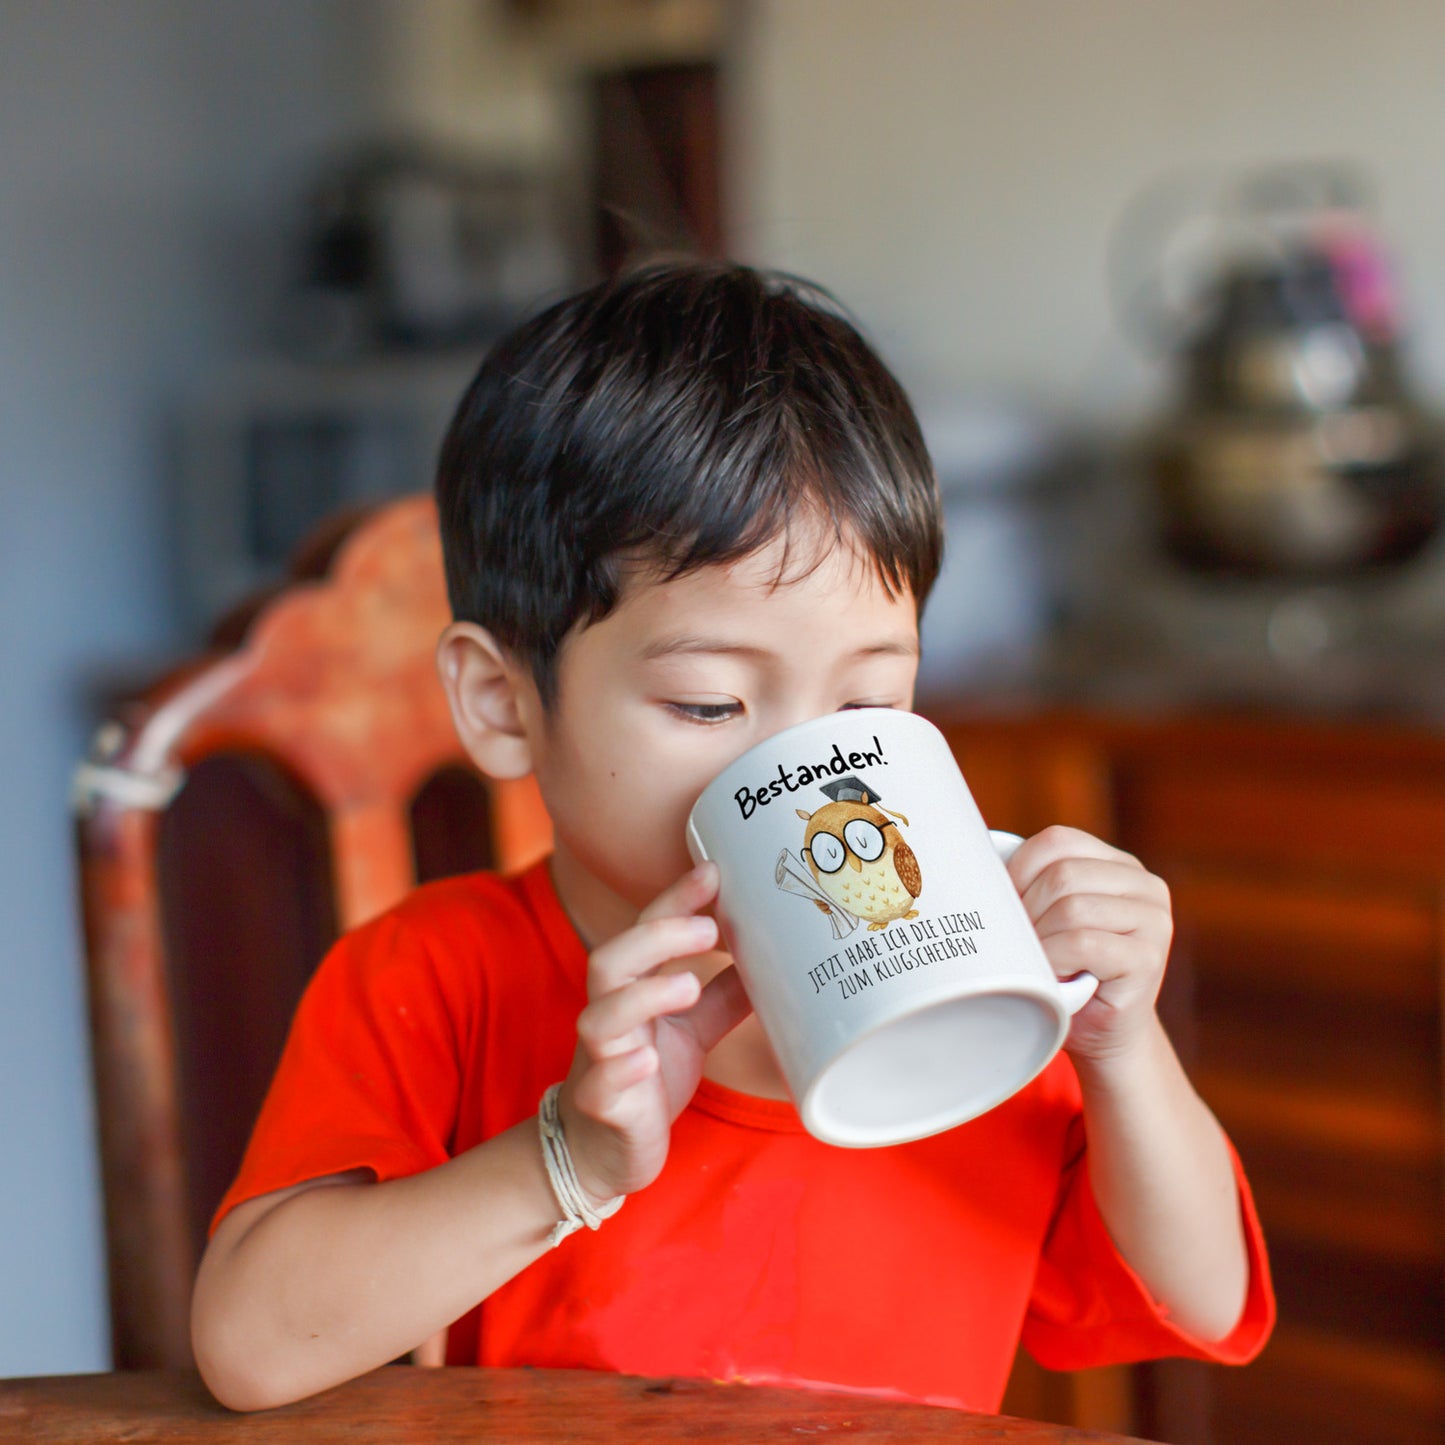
left=1005, top=826, right=1173, bottom=1066
left=558, top=862, right=750, bottom=1205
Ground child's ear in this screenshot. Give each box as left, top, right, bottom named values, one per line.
left=435, top=622, right=538, bottom=781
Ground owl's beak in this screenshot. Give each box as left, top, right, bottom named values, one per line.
left=847, top=853, right=863, bottom=872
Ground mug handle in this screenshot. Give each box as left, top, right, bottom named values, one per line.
left=989, top=829, right=1100, bottom=1016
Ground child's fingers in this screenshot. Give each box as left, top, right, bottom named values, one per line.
left=1031, top=890, right=1172, bottom=947
left=1005, top=825, right=1140, bottom=895
left=588, top=912, right=718, bottom=997
left=1016, top=855, right=1169, bottom=929
left=577, top=971, right=701, bottom=1060
left=636, top=861, right=720, bottom=926
left=571, top=1045, right=659, bottom=1122
left=584, top=862, right=720, bottom=997
left=681, top=964, right=753, bottom=1055
left=1040, top=928, right=1158, bottom=986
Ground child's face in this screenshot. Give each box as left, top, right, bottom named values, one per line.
left=524, top=517, right=922, bottom=941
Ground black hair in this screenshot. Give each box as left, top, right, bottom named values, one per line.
left=436, top=259, right=943, bottom=705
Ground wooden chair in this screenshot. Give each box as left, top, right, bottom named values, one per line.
left=72, top=496, right=552, bottom=1369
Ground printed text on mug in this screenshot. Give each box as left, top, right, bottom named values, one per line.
left=735, top=735, right=887, bottom=819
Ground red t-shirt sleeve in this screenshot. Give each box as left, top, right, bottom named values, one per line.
left=1022, top=1116, right=1276, bottom=1370
left=210, top=909, right=473, bottom=1234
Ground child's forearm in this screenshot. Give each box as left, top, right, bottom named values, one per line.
left=1072, top=1016, right=1250, bottom=1343
left=191, top=1117, right=562, bottom=1411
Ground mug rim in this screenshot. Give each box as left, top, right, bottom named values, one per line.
left=799, top=975, right=1069, bottom=1148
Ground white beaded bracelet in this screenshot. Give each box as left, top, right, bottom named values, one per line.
left=538, top=1083, right=624, bottom=1248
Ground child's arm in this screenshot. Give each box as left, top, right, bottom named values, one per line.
left=1007, top=826, right=1250, bottom=1343
left=192, top=863, right=746, bottom=1411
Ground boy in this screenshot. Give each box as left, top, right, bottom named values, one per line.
left=192, top=262, right=1273, bottom=1413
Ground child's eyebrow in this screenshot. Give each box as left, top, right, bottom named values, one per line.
left=639, top=635, right=918, bottom=662
left=639, top=635, right=773, bottom=661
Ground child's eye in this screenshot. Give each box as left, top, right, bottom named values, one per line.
left=667, top=700, right=742, bottom=724
left=840, top=701, right=899, bottom=712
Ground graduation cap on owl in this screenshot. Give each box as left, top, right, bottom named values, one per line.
left=819, top=776, right=879, bottom=805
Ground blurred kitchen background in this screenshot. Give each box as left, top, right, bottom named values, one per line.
left=4, top=1, right=1444, bottom=1440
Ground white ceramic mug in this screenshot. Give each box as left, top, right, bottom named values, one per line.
left=685, top=708, right=1096, bottom=1147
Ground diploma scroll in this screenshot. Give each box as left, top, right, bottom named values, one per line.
left=775, top=849, right=859, bottom=939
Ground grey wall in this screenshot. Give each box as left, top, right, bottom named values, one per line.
left=0, top=0, right=375, bottom=1374
left=731, top=0, right=1445, bottom=419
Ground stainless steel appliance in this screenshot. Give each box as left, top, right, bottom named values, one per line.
left=1096, top=163, right=1445, bottom=665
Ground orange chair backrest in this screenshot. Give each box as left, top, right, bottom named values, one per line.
left=73, top=496, right=551, bottom=1367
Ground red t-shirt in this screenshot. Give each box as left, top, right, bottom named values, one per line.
left=215, top=860, right=1274, bottom=1411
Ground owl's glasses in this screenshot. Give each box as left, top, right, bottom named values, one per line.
left=805, top=818, right=894, bottom=874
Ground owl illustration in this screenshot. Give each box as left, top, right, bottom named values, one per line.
left=795, top=776, right=922, bottom=931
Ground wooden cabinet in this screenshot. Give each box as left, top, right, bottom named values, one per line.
left=930, top=707, right=1445, bottom=1445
